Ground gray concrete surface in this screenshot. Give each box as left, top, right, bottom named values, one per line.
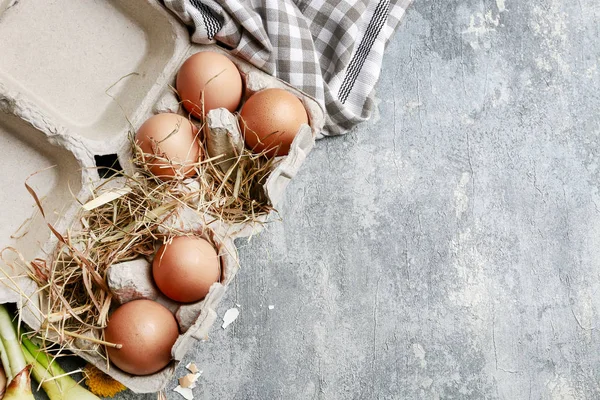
left=112, top=0, right=600, bottom=398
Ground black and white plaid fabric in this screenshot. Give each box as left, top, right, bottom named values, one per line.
left=163, top=0, right=412, bottom=138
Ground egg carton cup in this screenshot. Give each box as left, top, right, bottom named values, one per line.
left=0, top=0, right=324, bottom=394
left=78, top=217, right=239, bottom=392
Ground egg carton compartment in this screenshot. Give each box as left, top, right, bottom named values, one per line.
left=0, top=0, right=188, bottom=152
left=0, top=88, right=93, bottom=332
left=0, top=0, right=325, bottom=394
left=192, top=45, right=324, bottom=210
left=0, top=88, right=90, bottom=268
left=77, top=217, right=239, bottom=393
left=106, top=210, right=240, bottom=334
left=146, top=44, right=323, bottom=236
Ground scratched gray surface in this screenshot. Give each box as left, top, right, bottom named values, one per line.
left=73, top=0, right=600, bottom=399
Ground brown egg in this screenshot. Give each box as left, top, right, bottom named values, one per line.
left=135, top=113, right=200, bottom=180
left=153, top=236, right=220, bottom=303
left=240, top=88, right=308, bottom=157
left=177, top=51, right=243, bottom=118
left=104, top=300, right=179, bottom=376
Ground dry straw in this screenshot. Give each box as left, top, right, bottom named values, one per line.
left=132, top=115, right=277, bottom=223
left=1, top=113, right=276, bottom=360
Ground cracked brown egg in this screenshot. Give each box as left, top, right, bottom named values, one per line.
left=152, top=236, right=221, bottom=303
left=104, top=300, right=179, bottom=376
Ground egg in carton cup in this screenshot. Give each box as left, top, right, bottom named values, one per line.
left=0, top=0, right=325, bottom=394
left=152, top=45, right=324, bottom=231
left=69, top=209, right=240, bottom=392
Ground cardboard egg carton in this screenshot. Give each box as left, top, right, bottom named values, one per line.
left=0, top=0, right=324, bottom=393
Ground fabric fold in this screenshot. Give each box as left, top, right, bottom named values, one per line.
left=164, top=0, right=412, bottom=137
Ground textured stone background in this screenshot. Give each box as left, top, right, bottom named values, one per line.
left=88, top=0, right=600, bottom=398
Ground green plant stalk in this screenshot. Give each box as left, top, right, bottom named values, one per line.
left=21, top=338, right=100, bottom=400
left=0, top=363, right=7, bottom=397
left=2, top=366, right=34, bottom=400
left=0, top=306, right=26, bottom=380
left=0, top=305, right=34, bottom=399
left=0, top=337, right=12, bottom=380
left=21, top=337, right=49, bottom=369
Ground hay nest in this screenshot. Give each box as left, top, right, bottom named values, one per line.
left=1, top=115, right=277, bottom=358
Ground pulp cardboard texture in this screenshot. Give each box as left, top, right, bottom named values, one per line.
left=0, top=0, right=325, bottom=393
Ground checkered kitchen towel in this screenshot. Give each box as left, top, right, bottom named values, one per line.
left=164, top=0, right=412, bottom=137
